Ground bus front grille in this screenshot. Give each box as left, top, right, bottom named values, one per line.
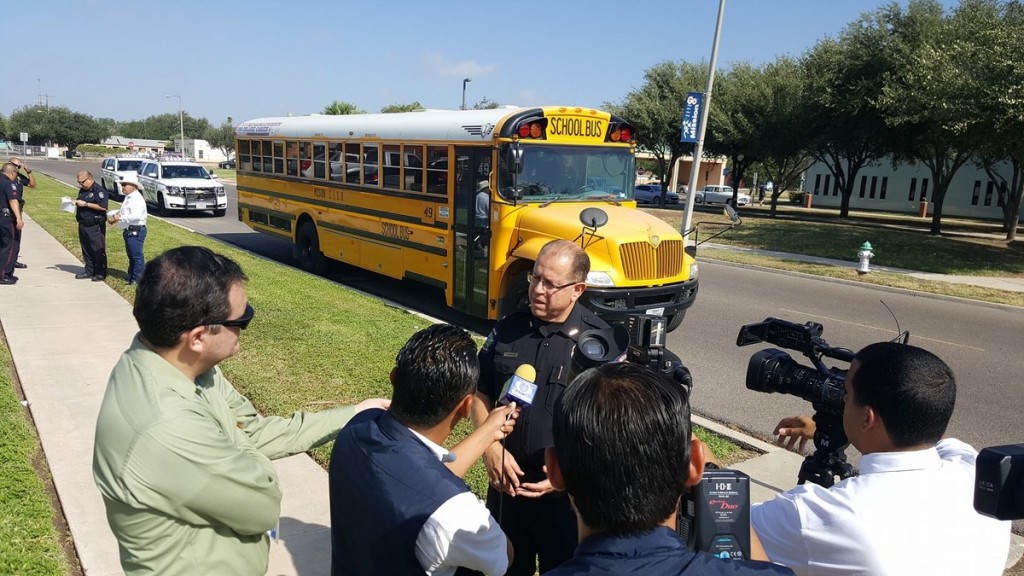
left=619, top=240, right=683, bottom=281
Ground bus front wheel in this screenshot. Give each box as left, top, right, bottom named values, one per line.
left=296, top=222, right=327, bottom=275
left=499, top=270, right=530, bottom=319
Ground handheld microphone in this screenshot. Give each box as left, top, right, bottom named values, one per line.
left=499, top=364, right=537, bottom=408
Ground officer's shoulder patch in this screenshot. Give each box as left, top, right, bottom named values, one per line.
left=98, top=192, right=105, bottom=199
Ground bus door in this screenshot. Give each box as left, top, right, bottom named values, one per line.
left=452, top=146, right=491, bottom=317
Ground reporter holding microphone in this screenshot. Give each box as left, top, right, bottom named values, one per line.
left=472, top=239, right=610, bottom=576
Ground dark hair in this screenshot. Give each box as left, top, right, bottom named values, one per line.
left=537, top=239, right=590, bottom=283
left=390, top=324, right=480, bottom=428
left=553, top=362, right=692, bottom=536
left=850, top=342, right=956, bottom=447
left=133, top=246, right=248, bottom=348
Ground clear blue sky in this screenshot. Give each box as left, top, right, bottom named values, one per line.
left=12, top=0, right=956, bottom=127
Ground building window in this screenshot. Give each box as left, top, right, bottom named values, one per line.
left=833, top=178, right=839, bottom=196
left=822, top=174, right=831, bottom=197
left=920, top=179, right=929, bottom=201
left=869, top=176, right=877, bottom=199
left=984, top=181, right=994, bottom=206
left=813, top=174, right=821, bottom=196
left=198, top=150, right=204, bottom=159
left=859, top=176, right=867, bottom=198
left=880, top=177, right=888, bottom=200
left=908, top=178, right=918, bottom=201
left=971, top=181, right=981, bottom=206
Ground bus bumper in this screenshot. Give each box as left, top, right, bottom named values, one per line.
left=580, top=278, right=699, bottom=330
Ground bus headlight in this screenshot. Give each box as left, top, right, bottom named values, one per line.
left=689, top=263, right=699, bottom=280
left=586, top=271, right=614, bottom=287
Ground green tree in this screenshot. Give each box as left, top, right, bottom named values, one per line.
left=8, top=105, right=109, bottom=149
left=873, top=0, right=985, bottom=235
left=380, top=102, right=423, bottom=113
left=203, top=117, right=236, bottom=158
left=801, top=33, right=891, bottom=218
left=704, top=62, right=769, bottom=209
left=472, top=97, right=500, bottom=110
left=608, top=61, right=705, bottom=206
left=117, top=113, right=211, bottom=142
left=961, top=0, right=1024, bottom=240
left=322, top=101, right=364, bottom=115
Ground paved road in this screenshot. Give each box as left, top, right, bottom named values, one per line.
left=42, top=159, right=1024, bottom=458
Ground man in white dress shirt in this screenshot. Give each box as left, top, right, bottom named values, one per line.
left=751, top=341, right=1011, bottom=575
left=108, top=173, right=148, bottom=286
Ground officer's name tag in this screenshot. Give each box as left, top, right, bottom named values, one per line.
left=501, top=352, right=518, bottom=358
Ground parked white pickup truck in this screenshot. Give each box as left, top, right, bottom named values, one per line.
left=137, top=158, right=227, bottom=216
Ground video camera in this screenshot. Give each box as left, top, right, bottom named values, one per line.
left=569, top=315, right=692, bottom=393
left=975, top=444, right=1024, bottom=521
left=736, top=317, right=860, bottom=488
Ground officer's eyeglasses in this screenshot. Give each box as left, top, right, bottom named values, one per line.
left=208, top=303, right=256, bottom=330
left=527, top=272, right=579, bottom=294
left=77, top=178, right=88, bottom=184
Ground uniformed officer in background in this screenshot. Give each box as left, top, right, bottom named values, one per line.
left=8, top=157, right=35, bottom=270
left=0, top=163, right=25, bottom=284
left=74, top=170, right=109, bottom=281
left=471, top=238, right=609, bottom=576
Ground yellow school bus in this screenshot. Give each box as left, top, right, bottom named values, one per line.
left=235, top=106, right=698, bottom=330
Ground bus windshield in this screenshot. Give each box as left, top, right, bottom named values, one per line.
left=497, top=144, right=634, bottom=203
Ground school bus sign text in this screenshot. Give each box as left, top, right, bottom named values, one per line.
left=546, top=115, right=607, bottom=144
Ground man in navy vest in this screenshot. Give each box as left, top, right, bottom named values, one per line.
left=543, top=363, right=794, bottom=575
left=330, top=324, right=518, bottom=575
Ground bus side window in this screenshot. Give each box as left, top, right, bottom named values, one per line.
left=273, top=141, right=285, bottom=174
left=329, top=143, right=344, bottom=181
left=426, top=146, right=448, bottom=195
left=313, top=142, right=326, bottom=180
left=363, top=144, right=379, bottom=187
left=404, top=145, right=424, bottom=192
left=262, top=140, right=273, bottom=173
left=345, top=142, right=361, bottom=183
left=382, top=144, right=401, bottom=190
left=239, top=140, right=252, bottom=171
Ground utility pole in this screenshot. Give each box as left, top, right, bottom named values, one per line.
left=681, top=0, right=727, bottom=240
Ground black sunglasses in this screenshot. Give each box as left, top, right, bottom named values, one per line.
left=209, top=303, right=255, bottom=330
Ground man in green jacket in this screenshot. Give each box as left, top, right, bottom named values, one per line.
left=93, top=245, right=388, bottom=576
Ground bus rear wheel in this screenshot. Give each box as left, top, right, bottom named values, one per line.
left=296, top=222, right=327, bottom=275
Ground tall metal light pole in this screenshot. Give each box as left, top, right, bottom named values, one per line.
left=461, top=78, right=472, bottom=110
left=165, top=95, right=184, bottom=155
left=681, top=0, right=727, bottom=240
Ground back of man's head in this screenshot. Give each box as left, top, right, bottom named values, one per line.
left=390, top=324, right=479, bottom=429
left=134, top=246, right=247, bottom=348
left=552, top=362, right=692, bottom=536
left=850, top=341, right=956, bottom=448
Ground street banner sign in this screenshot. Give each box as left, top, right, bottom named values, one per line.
left=680, top=92, right=703, bottom=143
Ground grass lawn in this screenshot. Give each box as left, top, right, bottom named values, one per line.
left=648, top=206, right=1024, bottom=308
left=0, top=336, right=71, bottom=575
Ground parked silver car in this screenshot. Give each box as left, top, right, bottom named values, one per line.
left=694, top=185, right=751, bottom=206
left=634, top=184, right=679, bottom=204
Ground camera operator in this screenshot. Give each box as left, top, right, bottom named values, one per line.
left=750, top=342, right=1011, bottom=575
left=543, top=362, right=793, bottom=575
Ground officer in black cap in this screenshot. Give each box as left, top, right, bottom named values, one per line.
left=74, top=170, right=108, bottom=281
left=8, top=157, right=35, bottom=270
left=471, top=238, right=610, bottom=576
left=0, top=163, right=25, bottom=284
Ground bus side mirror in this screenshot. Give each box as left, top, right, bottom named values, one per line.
left=507, top=143, right=523, bottom=175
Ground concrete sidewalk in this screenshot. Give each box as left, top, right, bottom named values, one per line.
left=2, top=217, right=1020, bottom=575
left=1, top=217, right=335, bottom=576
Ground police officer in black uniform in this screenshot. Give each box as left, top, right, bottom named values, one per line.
left=0, top=163, right=25, bottom=284
left=74, top=170, right=108, bottom=281
left=8, top=158, right=36, bottom=269
left=472, top=239, right=609, bottom=576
